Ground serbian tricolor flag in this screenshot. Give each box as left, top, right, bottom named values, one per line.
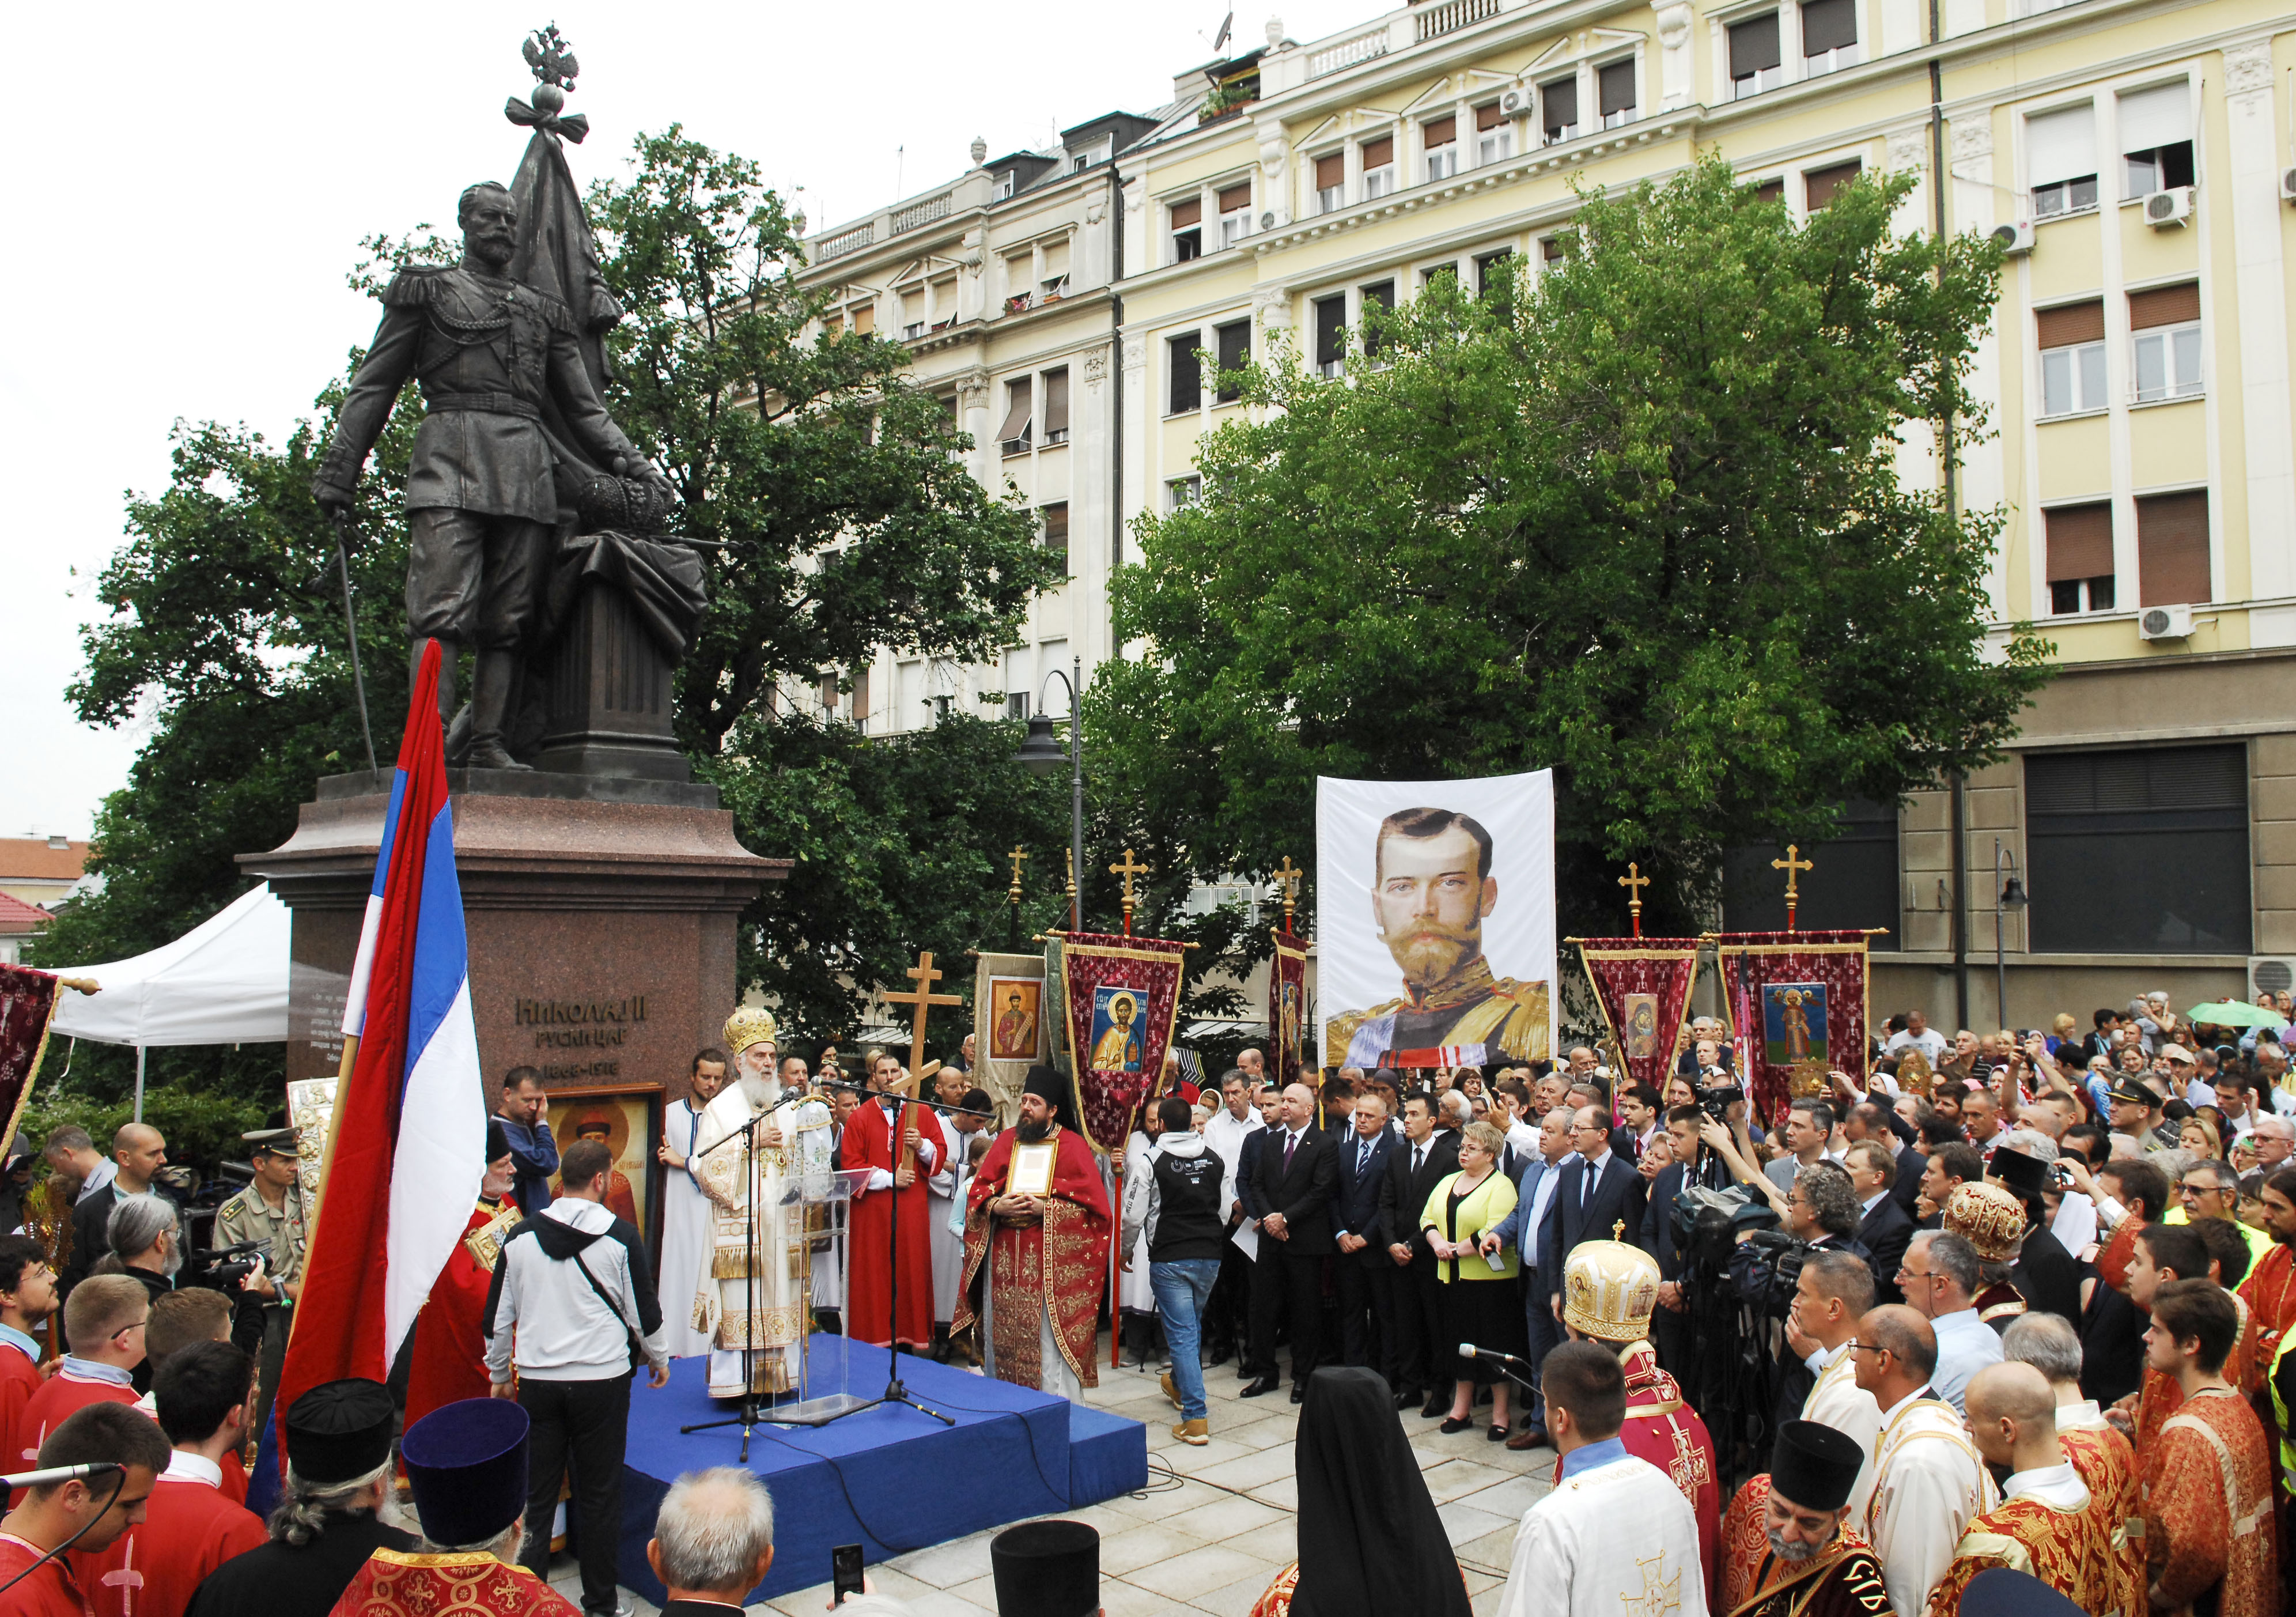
left=275, top=639, right=486, bottom=1438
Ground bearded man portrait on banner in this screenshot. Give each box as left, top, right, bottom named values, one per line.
left=956, top=1067, right=1113, bottom=1399
left=693, top=1008, right=833, bottom=1399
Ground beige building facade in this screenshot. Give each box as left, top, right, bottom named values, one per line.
left=804, top=0, right=2296, bottom=1031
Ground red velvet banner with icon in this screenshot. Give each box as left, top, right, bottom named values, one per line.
left=1268, top=930, right=1311, bottom=1090
left=1056, top=931, right=1187, bottom=1153
left=1575, top=939, right=1703, bottom=1094
left=1712, top=931, right=1874, bottom=1126
left=0, top=964, right=62, bottom=1158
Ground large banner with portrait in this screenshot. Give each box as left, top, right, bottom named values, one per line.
left=1713, top=931, right=1873, bottom=1127
left=1056, top=931, right=1187, bottom=1153
left=1317, top=771, right=1555, bottom=1072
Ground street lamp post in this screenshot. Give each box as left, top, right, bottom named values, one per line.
left=1014, top=653, right=1087, bottom=934
left=1994, top=838, right=2028, bottom=1029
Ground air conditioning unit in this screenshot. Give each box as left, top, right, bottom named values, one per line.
left=2138, top=603, right=2193, bottom=640
left=2282, top=166, right=2296, bottom=204
left=2252, top=957, right=2296, bottom=1000
left=1261, top=210, right=1277, bottom=231
left=1991, top=220, right=2036, bottom=256
left=1500, top=86, right=1532, bottom=118
left=2144, top=186, right=2193, bottom=228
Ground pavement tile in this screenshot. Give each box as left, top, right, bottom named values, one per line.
left=1249, top=1476, right=1299, bottom=1510
left=1099, top=1521, right=1209, bottom=1577
left=889, top=1533, right=999, bottom=1588
left=1187, top=1569, right=1289, bottom=1616
left=1097, top=1577, right=1193, bottom=1617
left=1190, top=1446, right=1298, bottom=1493
left=1418, top=1459, right=1520, bottom=1504
left=1451, top=1472, right=1549, bottom=1523
left=1126, top=1542, right=1280, bottom=1603
left=1436, top=1499, right=1515, bottom=1547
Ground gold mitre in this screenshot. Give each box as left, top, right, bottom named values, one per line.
left=1562, top=1223, right=1662, bottom=1343
left=723, top=1007, right=779, bottom=1058
left=1943, top=1181, right=2026, bottom=1263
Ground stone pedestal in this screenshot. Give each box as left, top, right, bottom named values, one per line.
left=532, top=583, right=690, bottom=781
left=239, top=771, right=786, bottom=1097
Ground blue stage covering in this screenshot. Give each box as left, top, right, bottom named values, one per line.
left=614, top=1339, right=1147, bottom=1603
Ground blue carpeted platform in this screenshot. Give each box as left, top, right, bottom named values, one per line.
left=614, top=1338, right=1147, bottom=1603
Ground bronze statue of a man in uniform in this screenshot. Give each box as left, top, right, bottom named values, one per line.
left=312, top=181, right=664, bottom=769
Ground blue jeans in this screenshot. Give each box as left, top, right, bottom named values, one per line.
left=1149, top=1258, right=1222, bottom=1419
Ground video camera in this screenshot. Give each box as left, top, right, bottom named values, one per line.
left=183, top=1238, right=268, bottom=1294
left=1697, top=1083, right=1745, bottom=1125
left=1735, top=1227, right=1812, bottom=1320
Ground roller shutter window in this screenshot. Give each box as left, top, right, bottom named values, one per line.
left=1217, top=182, right=1253, bottom=212
left=1360, top=279, right=1395, bottom=358
left=1423, top=115, right=1457, bottom=147
left=2044, top=503, right=2115, bottom=615
left=1042, top=367, right=1069, bottom=443
left=1168, top=334, right=1202, bottom=413
left=1477, top=103, right=1506, bottom=130
left=1804, top=159, right=1862, bottom=211
left=1598, top=60, right=1637, bottom=126
left=1169, top=199, right=1202, bottom=228
left=1315, top=152, right=1345, bottom=187
left=1541, top=77, right=1579, bottom=143
left=2037, top=299, right=2106, bottom=415
left=1214, top=319, right=1251, bottom=402
left=2119, top=81, right=2195, bottom=198
left=2025, top=744, right=2249, bottom=953
left=2130, top=282, right=2202, bottom=403
left=1314, top=294, right=1346, bottom=375
left=852, top=302, right=873, bottom=334
left=1729, top=13, right=1783, bottom=95
left=2027, top=104, right=2099, bottom=217
left=1363, top=134, right=1397, bottom=199
left=1040, top=502, right=1069, bottom=569
left=1170, top=198, right=1202, bottom=263
left=1802, top=0, right=1858, bottom=54
left=997, top=377, right=1032, bottom=455
left=2136, top=490, right=2210, bottom=607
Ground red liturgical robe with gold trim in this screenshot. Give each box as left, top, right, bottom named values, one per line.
left=2141, top=1385, right=2279, bottom=1617
left=1718, top=1475, right=1890, bottom=1617
left=1924, top=1491, right=2128, bottom=1617
left=405, top=1195, right=518, bottom=1433
left=955, top=1124, right=1112, bottom=1392
left=326, top=1548, right=579, bottom=1617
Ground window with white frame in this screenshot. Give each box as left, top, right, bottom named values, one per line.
left=2119, top=81, right=2195, bottom=199
left=1361, top=134, right=1395, bottom=199
left=1804, top=160, right=1861, bottom=212
left=1166, top=475, right=1202, bottom=511
left=1168, top=334, right=1202, bottom=413
left=2037, top=299, right=2107, bottom=417
left=2044, top=503, right=2115, bottom=615
left=1476, top=103, right=1512, bottom=164
left=1313, top=293, right=1346, bottom=377
left=1801, top=0, right=1860, bottom=75
left=1039, top=502, right=1069, bottom=569
left=1598, top=60, right=1637, bottom=129
left=1728, top=13, right=1786, bottom=99
left=2027, top=104, right=2099, bottom=219
left=1218, top=181, right=1254, bottom=248
left=1169, top=198, right=1203, bottom=263
left=997, top=377, right=1032, bottom=456
left=1314, top=150, right=1345, bottom=213
left=1541, top=76, right=1579, bottom=145
left=1040, top=237, right=1071, bottom=301
left=1214, top=320, right=1251, bottom=402
left=1360, top=280, right=1395, bottom=362
left=1004, top=252, right=1037, bottom=313
left=2130, top=282, right=2202, bottom=403
left=1041, top=367, right=1069, bottom=445
left=1423, top=115, right=1459, bottom=182
left=899, top=284, right=926, bottom=340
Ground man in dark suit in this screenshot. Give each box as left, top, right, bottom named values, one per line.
left=1244, top=1082, right=1338, bottom=1403
left=1538, top=1105, right=1646, bottom=1323
left=1845, top=1100, right=1928, bottom=1219
left=1845, top=1139, right=1914, bottom=1305
left=1330, top=1090, right=1403, bottom=1382
left=1231, top=1085, right=1285, bottom=1381
left=1377, top=1090, right=1459, bottom=1415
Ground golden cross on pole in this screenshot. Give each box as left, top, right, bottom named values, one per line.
left=1618, top=863, right=1650, bottom=938
left=877, top=950, right=964, bottom=1174
left=1772, top=844, right=1814, bottom=932
left=1272, top=855, right=1303, bottom=935
left=1007, top=846, right=1029, bottom=905
left=1109, top=848, right=1150, bottom=936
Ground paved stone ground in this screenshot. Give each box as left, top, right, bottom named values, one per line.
left=550, top=1352, right=1554, bottom=1616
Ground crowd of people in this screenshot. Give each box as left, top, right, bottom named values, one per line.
left=2, top=986, right=2293, bottom=1616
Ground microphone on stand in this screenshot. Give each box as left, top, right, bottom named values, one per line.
left=0, top=1462, right=123, bottom=1491
left=1459, top=1342, right=1533, bottom=1369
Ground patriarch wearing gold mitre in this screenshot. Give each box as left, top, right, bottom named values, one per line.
left=691, top=1007, right=833, bottom=1398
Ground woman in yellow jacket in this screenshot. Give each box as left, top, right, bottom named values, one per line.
left=1419, top=1120, right=1525, bottom=1441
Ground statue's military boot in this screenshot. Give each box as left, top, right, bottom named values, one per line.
left=468, top=649, right=535, bottom=770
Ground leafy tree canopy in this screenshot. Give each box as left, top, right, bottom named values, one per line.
left=1093, top=158, right=2049, bottom=974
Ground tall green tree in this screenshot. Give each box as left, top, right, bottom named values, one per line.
left=1092, top=158, right=2050, bottom=981
left=37, top=127, right=1065, bottom=1112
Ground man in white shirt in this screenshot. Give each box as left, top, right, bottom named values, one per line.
left=1781, top=1250, right=1882, bottom=1517
left=1495, top=1340, right=1707, bottom=1617
left=1851, top=1304, right=1996, bottom=1617
left=1896, top=1230, right=2000, bottom=1415
left=1885, top=1010, right=1948, bottom=1065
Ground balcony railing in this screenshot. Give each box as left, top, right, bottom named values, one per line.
left=891, top=192, right=954, bottom=235
left=1308, top=27, right=1389, bottom=78
left=1416, top=0, right=1499, bottom=42
left=818, top=224, right=874, bottom=260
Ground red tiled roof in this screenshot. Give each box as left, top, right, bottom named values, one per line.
left=0, top=892, right=51, bottom=935
left=0, top=839, right=89, bottom=881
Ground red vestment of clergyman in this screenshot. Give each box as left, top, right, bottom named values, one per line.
left=838, top=1094, right=950, bottom=1348
left=955, top=1124, right=1112, bottom=1391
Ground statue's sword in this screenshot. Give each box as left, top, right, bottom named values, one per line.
left=327, top=509, right=380, bottom=775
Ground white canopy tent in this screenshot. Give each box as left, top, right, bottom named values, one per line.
left=47, top=885, right=293, bottom=1118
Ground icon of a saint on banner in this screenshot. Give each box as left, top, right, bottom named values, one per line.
left=1621, top=993, right=1659, bottom=1061
left=1090, top=988, right=1145, bottom=1072
left=1762, top=984, right=1829, bottom=1067
left=989, top=977, right=1041, bottom=1061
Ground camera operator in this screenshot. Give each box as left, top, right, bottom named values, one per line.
left=213, top=1127, right=307, bottom=1445
left=1641, top=1105, right=1730, bottom=1374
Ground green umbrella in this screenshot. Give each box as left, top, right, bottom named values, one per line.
left=2183, top=1000, right=2285, bottom=1029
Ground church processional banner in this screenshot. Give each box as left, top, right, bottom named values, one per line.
left=1575, top=940, right=1702, bottom=1094
left=1317, top=770, right=1555, bottom=1072
left=972, top=950, right=1044, bottom=1128
left=0, top=964, right=63, bottom=1159
left=1056, top=932, right=1187, bottom=1154
left=1712, top=931, right=1874, bottom=1127
left=1268, top=930, right=1311, bottom=1089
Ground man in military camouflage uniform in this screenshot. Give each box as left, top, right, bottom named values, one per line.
left=1325, top=806, right=1550, bottom=1070
left=312, top=181, right=661, bottom=768
left=214, top=1128, right=308, bottom=1444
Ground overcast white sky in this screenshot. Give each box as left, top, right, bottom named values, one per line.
left=1, top=0, right=1372, bottom=840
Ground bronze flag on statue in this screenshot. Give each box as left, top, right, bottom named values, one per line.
left=1055, top=931, right=1187, bottom=1153
left=1268, top=930, right=1310, bottom=1089
left=1573, top=938, right=1702, bottom=1093
left=0, top=965, right=64, bottom=1157
left=1712, top=931, right=1877, bottom=1127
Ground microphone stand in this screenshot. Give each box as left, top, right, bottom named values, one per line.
left=1459, top=1342, right=1542, bottom=1399
left=860, top=1087, right=954, bottom=1428
left=682, top=1087, right=811, bottom=1460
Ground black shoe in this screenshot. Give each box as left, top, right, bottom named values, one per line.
left=1392, top=1389, right=1421, bottom=1411
left=1289, top=1383, right=1306, bottom=1404
left=1420, top=1396, right=1448, bottom=1419
left=1439, top=1415, right=1473, bottom=1434
left=1241, top=1374, right=1282, bottom=1398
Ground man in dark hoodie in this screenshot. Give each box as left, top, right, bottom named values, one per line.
left=482, top=1136, right=669, bottom=1617
left=1121, top=1095, right=1228, bottom=1446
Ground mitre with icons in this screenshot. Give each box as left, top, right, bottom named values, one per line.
left=1562, top=1222, right=1663, bottom=1343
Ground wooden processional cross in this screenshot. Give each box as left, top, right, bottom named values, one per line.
left=879, top=950, right=963, bottom=1173
left=1772, top=845, right=1814, bottom=932
left=1110, top=848, right=1149, bottom=936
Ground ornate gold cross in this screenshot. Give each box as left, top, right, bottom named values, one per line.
left=1110, top=848, right=1150, bottom=935
left=1772, top=844, right=1814, bottom=931
left=1007, top=845, right=1029, bottom=905
left=1273, top=855, right=1303, bottom=933
left=1618, top=862, right=1650, bottom=938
